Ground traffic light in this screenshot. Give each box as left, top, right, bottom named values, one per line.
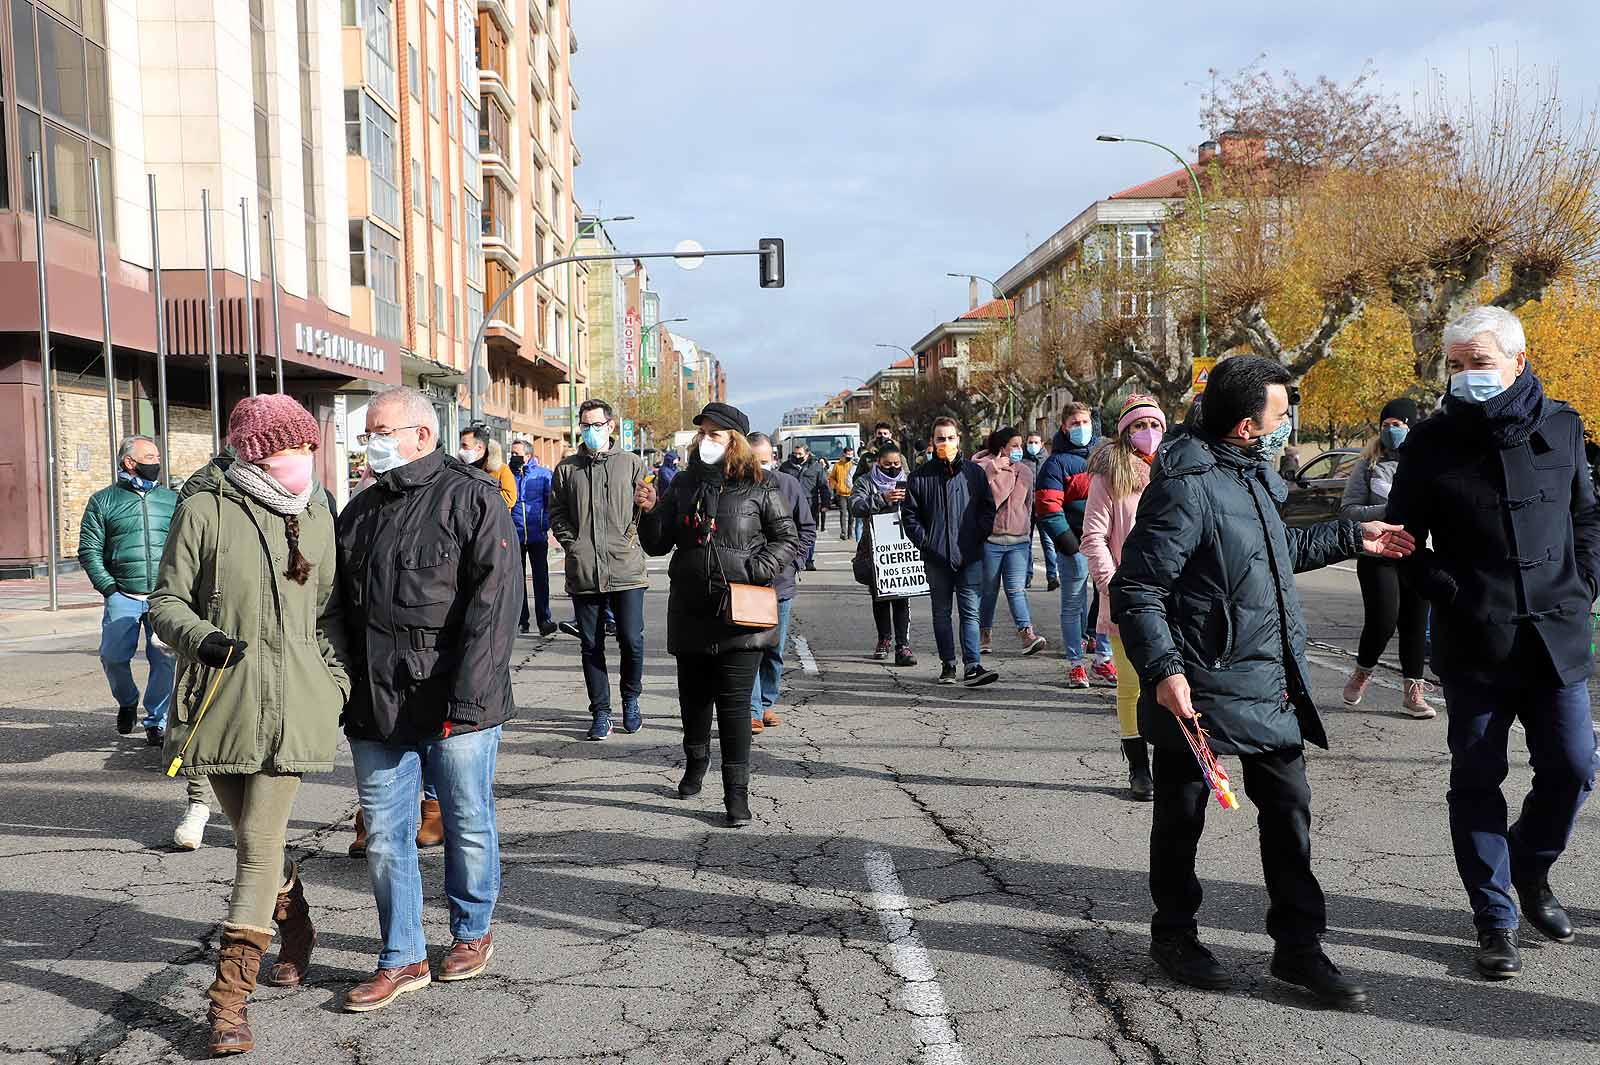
left=758, top=237, right=785, bottom=288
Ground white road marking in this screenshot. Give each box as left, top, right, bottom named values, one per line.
left=794, top=636, right=819, bottom=675
left=863, top=849, right=969, bottom=1065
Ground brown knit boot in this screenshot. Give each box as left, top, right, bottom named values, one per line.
left=264, top=869, right=314, bottom=987
left=416, top=799, right=445, bottom=849
left=348, top=807, right=368, bottom=858
left=207, top=924, right=272, bottom=1055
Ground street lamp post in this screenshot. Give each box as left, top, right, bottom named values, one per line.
left=1097, top=134, right=1208, bottom=362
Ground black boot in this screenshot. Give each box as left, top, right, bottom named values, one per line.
left=1515, top=879, right=1575, bottom=943
left=1476, top=929, right=1522, bottom=979
left=722, top=763, right=752, bottom=828
left=1122, top=738, right=1153, bottom=802
left=678, top=743, right=711, bottom=799
left=1269, top=945, right=1369, bottom=1009
left=1150, top=932, right=1230, bottom=990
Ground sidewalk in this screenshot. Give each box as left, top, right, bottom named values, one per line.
left=0, top=572, right=103, bottom=642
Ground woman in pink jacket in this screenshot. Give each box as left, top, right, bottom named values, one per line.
left=1080, top=395, right=1167, bottom=801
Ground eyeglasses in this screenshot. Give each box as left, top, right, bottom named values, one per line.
left=356, top=426, right=420, bottom=446
left=579, top=419, right=610, bottom=429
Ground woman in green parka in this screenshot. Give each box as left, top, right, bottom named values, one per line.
left=150, top=394, right=349, bottom=1056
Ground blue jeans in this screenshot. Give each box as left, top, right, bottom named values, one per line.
left=752, top=597, right=794, bottom=717
left=926, top=562, right=983, bottom=668
left=1059, top=552, right=1110, bottom=663
left=1034, top=522, right=1058, bottom=583
left=573, top=588, right=646, bottom=712
left=351, top=726, right=503, bottom=967
left=1442, top=679, right=1598, bottom=931
left=980, top=541, right=1032, bottom=630
left=99, top=593, right=174, bottom=729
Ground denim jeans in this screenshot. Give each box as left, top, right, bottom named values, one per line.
left=980, top=541, right=1033, bottom=630
left=1059, top=552, right=1110, bottom=663
left=573, top=588, right=646, bottom=712
left=99, top=593, right=174, bottom=730
left=1442, top=679, right=1598, bottom=931
left=926, top=562, right=983, bottom=668
left=519, top=541, right=552, bottom=629
left=351, top=726, right=503, bottom=968
left=1035, top=521, right=1059, bottom=583
left=752, top=597, right=794, bottom=718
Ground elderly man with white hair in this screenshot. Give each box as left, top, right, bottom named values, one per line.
left=1388, top=305, right=1600, bottom=981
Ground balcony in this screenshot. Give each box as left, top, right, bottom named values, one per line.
left=478, top=0, right=513, bottom=38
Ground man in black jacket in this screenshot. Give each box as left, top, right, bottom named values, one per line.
left=779, top=443, right=828, bottom=571
left=749, top=433, right=817, bottom=729
left=336, top=386, right=520, bottom=1010
left=1387, top=306, right=1600, bottom=980
left=1111, top=357, right=1413, bottom=1009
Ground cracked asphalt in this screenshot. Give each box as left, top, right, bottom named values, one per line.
left=2, top=539, right=1598, bottom=1064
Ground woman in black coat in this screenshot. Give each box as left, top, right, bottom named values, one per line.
left=639, top=404, right=799, bottom=826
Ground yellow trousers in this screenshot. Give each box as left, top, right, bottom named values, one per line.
left=1110, top=635, right=1140, bottom=739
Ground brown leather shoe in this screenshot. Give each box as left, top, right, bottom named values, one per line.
left=263, top=871, right=314, bottom=987
left=343, top=961, right=431, bottom=1012
left=761, top=710, right=781, bottom=728
left=751, top=717, right=764, bottom=735
left=416, top=798, right=444, bottom=848
left=207, top=925, right=272, bottom=1055
left=438, top=932, right=495, bottom=982
left=348, top=807, right=368, bottom=859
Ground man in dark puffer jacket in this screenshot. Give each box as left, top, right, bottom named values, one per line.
left=1112, top=356, right=1414, bottom=1008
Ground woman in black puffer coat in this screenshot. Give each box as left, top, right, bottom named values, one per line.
left=639, top=403, right=799, bottom=826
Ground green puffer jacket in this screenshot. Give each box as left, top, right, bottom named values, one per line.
left=149, top=478, right=350, bottom=776
left=77, top=478, right=179, bottom=596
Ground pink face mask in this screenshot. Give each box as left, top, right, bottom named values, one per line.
left=1129, top=427, right=1163, bottom=456
left=258, top=452, right=314, bottom=495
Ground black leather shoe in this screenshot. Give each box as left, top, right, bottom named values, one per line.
left=146, top=726, right=165, bottom=747
left=1516, top=881, right=1575, bottom=943
left=1150, top=933, right=1230, bottom=990
left=1270, top=947, right=1369, bottom=1009
left=1476, top=929, right=1522, bottom=979
left=117, top=706, right=137, bottom=735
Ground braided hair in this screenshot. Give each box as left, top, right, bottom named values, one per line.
left=282, top=514, right=312, bottom=584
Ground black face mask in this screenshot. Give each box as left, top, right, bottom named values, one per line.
left=508, top=455, right=526, bottom=473
left=880, top=465, right=903, bottom=477
left=132, top=462, right=161, bottom=482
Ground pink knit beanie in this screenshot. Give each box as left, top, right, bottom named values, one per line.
left=1116, top=394, right=1167, bottom=436
left=227, top=394, right=319, bottom=462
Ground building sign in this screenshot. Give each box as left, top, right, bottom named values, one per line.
left=295, top=322, right=388, bottom=374
left=870, top=513, right=929, bottom=600
left=622, top=307, right=640, bottom=386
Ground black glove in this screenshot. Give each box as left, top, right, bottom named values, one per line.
left=197, top=631, right=248, bottom=668
left=1052, top=528, right=1081, bottom=555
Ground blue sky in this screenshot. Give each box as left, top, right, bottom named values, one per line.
left=571, top=1, right=1600, bottom=434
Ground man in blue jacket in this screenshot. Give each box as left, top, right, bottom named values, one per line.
left=902, top=416, right=998, bottom=687
left=509, top=441, right=555, bottom=636
left=1035, top=402, right=1111, bottom=689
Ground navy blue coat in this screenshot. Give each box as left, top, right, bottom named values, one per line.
left=510, top=463, right=552, bottom=545
left=901, top=456, right=996, bottom=574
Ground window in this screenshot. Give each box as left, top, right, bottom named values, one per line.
left=411, top=158, right=422, bottom=215
left=428, top=69, right=438, bottom=118
left=408, top=44, right=419, bottom=98
left=453, top=294, right=461, bottom=336
left=434, top=283, right=444, bottom=329
left=481, top=176, right=510, bottom=241
left=464, top=192, right=483, bottom=284
left=348, top=219, right=367, bottom=286
left=467, top=286, right=484, bottom=343
left=431, top=176, right=442, bottom=221
left=347, top=92, right=398, bottom=227
left=363, top=0, right=395, bottom=105
left=12, top=0, right=112, bottom=229
left=415, top=272, right=427, bottom=324
left=356, top=221, right=401, bottom=340
left=462, top=100, right=478, bottom=160
left=479, top=95, right=509, bottom=157
left=298, top=0, right=319, bottom=300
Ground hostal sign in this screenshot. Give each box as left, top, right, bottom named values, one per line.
left=296, top=323, right=387, bottom=374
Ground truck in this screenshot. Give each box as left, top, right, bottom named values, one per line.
left=775, top=423, right=861, bottom=463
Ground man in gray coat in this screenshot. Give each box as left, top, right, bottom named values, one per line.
left=549, top=398, right=651, bottom=740
left=748, top=433, right=817, bottom=730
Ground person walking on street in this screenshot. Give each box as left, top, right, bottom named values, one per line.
left=637, top=403, right=799, bottom=827
left=830, top=447, right=857, bottom=540
left=1112, top=357, right=1414, bottom=1008
left=149, top=394, right=350, bottom=1053
left=1021, top=432, right=1058, bottom=590
left=335, top=386, right=519, bottom=1013
left=656, top=449, right=680, bottom=489
left=1339, top=398, right=1434, bottom=719
left=974, top=426, right=1048, bottom=656
left=747, top=433, right=815, bottom=732
left=779, top=442, right=828, bottom=571
left=1037, top=402, right=1114, bottom=688
left=509, top=441, right=555, bottom=637
left=1387, top=306, right=1600, bottom=980
left=902, top=417, right=1000, bottom=687
left=549, top=399, right=651, bottom=739
left=856, top=422, right=898, bottom=479
left=1081, top=395, right=1167, bottom=801
left=851, top=441, right=916, bottom=666
left=458, top=426, right=517, bottom=510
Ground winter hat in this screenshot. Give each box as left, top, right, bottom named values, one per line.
left=227, top=393, right=319, bottom=462
left=1380, top=397, right=1419, bottom=426
left=1116, top=394, right=1168, bottom=436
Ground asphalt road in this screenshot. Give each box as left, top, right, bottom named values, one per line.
left=2, top=537, right=1597, bottom=1064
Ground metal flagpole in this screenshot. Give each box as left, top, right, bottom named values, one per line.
left=265, top=205, right=284, bottom=393
left=90, top=156, right=118, bottom=476
left=240, top=198, right=258, bottom=396
left=148, top=175, right=171, bottom=479
left=31, top=153, right=60, bottom=610
left=201, top=189, right=221, bottom=452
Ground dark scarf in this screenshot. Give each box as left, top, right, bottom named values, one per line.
left=684, top=454, right=727, bottom=545
left=1442, top=366, right=1550, bottom=449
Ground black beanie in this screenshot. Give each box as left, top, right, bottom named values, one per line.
left=1380, top=397, right=1419, bottom=425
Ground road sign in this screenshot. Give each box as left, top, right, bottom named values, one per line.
left=621, top=418, right=636, bottom=451
left=1192, top=357, right=1218, bottom=393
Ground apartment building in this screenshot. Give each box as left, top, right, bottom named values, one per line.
left=0, top=0, right=398, bottom=573
left=909, top=298, right=1012, bottom=388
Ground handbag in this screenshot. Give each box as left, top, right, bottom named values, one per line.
left=708, top=510, right=779, bottom=630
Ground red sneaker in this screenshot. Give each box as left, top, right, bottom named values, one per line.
left=1092, top=660, right=1117, bottom=685
left=1067, top=664, right=1090, bottom=689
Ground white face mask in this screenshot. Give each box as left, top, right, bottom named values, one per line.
left=366, top=435, right=411, bottom=474
left=458, top=447, right=483, bottom=464
left=698, top=439, right=727, bottom=465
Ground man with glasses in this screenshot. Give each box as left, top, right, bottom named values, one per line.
left=549, top=399, right=652, bottom=740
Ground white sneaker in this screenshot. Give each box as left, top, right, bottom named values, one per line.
left=173, top=803, right=210, bottom=850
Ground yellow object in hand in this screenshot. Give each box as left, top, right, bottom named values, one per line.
left=165, top=645, right=233, bottom=777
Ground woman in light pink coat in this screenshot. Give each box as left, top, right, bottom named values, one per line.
left=1080, top=395, right=1167, bottom=801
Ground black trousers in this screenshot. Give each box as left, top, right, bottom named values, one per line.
left=677, top=649, right=762, bottom=767
left=872, top=598, right=911, bottom=645
left=1150, top=744, right=1326, bottom=948
left=1355, top=557, right=1427, bottom=677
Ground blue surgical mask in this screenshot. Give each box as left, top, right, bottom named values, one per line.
left=365, top=435, right=409, bottom=474
left=1067, top=424, right=1092, bottom=447
left=1450, top=369, right=1507, bottom=404
left=1380, top=425, right=1408, bottom=450
left=1008, top=448, right=1025, bottom=463
left=581, top=424, right=609, bottom=451
left=1025, top=443, right=1042, bottom=457
left=1256, top=419, right=1293, bottom=454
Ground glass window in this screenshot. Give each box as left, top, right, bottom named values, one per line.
left=411, top=157, right=422, bottom=214
left=462, top=99, right=478, bottom=160
left=37, top=0, right=77, bottom=24
left=341, top=0, right=357, bottom=26
left=431, top=176, right=441, bottom=219
left=45, top=122, right=88, bottom=228
left=254, top=108, right=272, bottom=196
left=80, top=0, right=102, bottom=41
left=408, top=44, right=419, bottom=98
left=85, top=40, right=107, bottom=137
left=428, top=69, right=438, bottom=117
left=12, top=0, right=38, bottom=106
left=360, top=94, right=398, bottom=227
left=348, top=219, right=367, bottom=286
left=343, top=89, right=361, bottom=153
left=434, top=283, right=443, bottom=328
left=367, top=223, right=401, bottom=340
left=415, top=272, right=426, bottom=323
left=363, top=0, right=395, bottom=105
left=303, top=141, right=320, bottom=301
left=464, top=191, right=483, bottom=284
left=39, top=11, right=88, bottom=127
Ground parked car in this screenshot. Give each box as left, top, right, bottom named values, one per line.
left=1280, top=448, right=1361, bottom=528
